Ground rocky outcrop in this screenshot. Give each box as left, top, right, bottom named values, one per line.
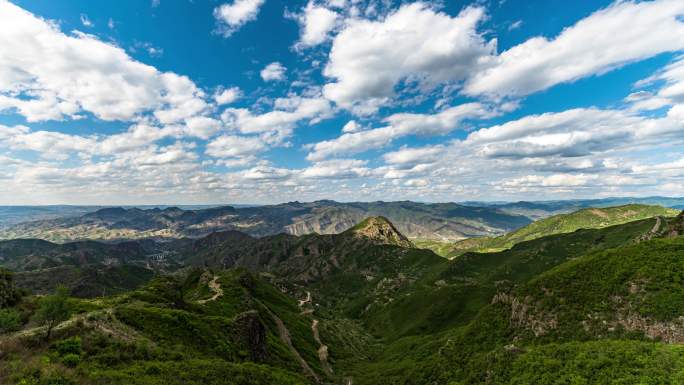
left=234, top=310, right=267, bottom=361
left=665, top=211, right=684, bottom=238
left=492, top=292, right=557, bottom=337
left=346, top=216, right=414, bottom=248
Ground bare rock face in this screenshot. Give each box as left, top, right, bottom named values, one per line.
left=347, top=216, right=414, bottom=248
left=666, top=211, right=684, bottom=238
left=235, top=310, right=267, bottom=361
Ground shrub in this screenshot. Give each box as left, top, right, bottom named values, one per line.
left=60, top=353, right=80, bottom=368
left=0, top=307, right=21, bottom=333
left=54, top=336, right=82, bottom=356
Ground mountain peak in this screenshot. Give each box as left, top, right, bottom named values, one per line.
left=346, top=216, right=413, bottom=248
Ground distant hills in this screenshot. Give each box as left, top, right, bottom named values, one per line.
left=441, top=204, right=679, bottom=257
left=465, top=196, right=684, bottom=219
left=2, top=197, right=684, bottom=244
left=0, top=200, right=532, bottom=242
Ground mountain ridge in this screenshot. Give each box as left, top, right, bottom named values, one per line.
left=0, top=200, right=531, bottom=243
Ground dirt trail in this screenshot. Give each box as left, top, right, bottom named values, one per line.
left=297, top=291, right=334, bottom=378
left=262, top=305, right=320, bottom=383
left=197, top=275, right=223, bottom=304
left=311, top=319, right=334, bottom=376
left=298, top=291, right=312, bottom=307
left=636, top=216, right=665, bottom=243
left=651, top=216, right=663, bottom=233
left=8, top=309, right=141, bottom=343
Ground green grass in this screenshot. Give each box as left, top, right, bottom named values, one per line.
left=444, top=204, right=678, bottom=257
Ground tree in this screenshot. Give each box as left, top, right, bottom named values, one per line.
left=0, top=268, right=21, bottom=308
left=36, top=285, right=70, bottom=340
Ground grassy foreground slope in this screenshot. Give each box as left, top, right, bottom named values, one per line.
left=0, top=268, right=327, bottom=385
left=441, top=204, right=678, bottom=257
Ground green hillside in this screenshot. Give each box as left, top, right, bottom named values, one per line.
left=424, top=233, right=684, bottom=384
left=442, top=204, right=678, bottom=257
left=2, top=212, right=684, bottom=384
left=0, top=268, right=324, bottom=384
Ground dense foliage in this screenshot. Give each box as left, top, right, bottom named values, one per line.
left=1, top=208, right=683, bottom=384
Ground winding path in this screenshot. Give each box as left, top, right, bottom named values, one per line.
left=262, top=304, right=320, bottom=383
left=197, top=275, right=223, bottom=304
left=651, top=216, right=663, bottom=234
left=311, top=319, right=334, bottom=376
left=297, top=291, right=334, bottom=378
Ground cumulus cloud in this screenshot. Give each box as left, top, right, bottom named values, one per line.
left=341, top=120, right=361, bottom=133
left=205, top=135, right=266, bottom=158
left=260, top=62, right=287, bottom=82
left=293, top=1, right=339, bottom=49
left=0, top=122, right=186, bottom=160
left=464, top=0, right=684, bottom=98
left=183, top=116, right=221, bottom=139
left=322, top=3, right=494, bottom=113
left=214, top=0, right=265, bottom=37
left=383, top=146, right=444, bottom=166
left=306, top=103, right=492, bottom=160
left=222, top=96, right=332, bottom=143
left=214, top=86, right=242, bottom=105
left=300, top=159, right=369, bottom=179
left=0, top=2, right=207, bottom=123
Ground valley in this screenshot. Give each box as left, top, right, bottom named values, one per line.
left=0, top=201, right=682, bottom=384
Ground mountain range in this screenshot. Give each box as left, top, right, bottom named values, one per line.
left=0, top=200, right=532, bottom=242
left=0, top=202, right=683, bottom=384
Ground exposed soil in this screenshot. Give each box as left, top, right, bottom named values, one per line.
left=197, top=275, right=223, bottom=304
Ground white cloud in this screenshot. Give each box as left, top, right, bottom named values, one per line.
left=242, top=165, right=293, bottom=180
left=97, top=124, right=181, bottom=155
left=341, top=120, right=360, bottom=133
left=0, top=124, right=93, bottom=159
left=80, top=14, right=94, bottom=27
left=306, top=103, right=492, bottom=160
left=464, top=0, right=684, bottom=98
left=214, top=86, right=242, bottom=105
left=183, top=116, right=221, bottom=139
left=133, top=41, right=164, bottom=57
left=323, top=3, right=494, bottom=113
left=214, top=0, right=265, bottom=37
left=0, top=2, right=207, bottom=123
left=629, top=56, right=684, bottom=112
left=205, top=135, right=266, bottom=158
left=260, top=62, right=287, bottom=82
left=383, top=146, right=444, bottom=165
left=222, top=96, right=332, bottom=143
left=508, top=20, right=522, bottom=31
left=294, top=2, right=339, bottom=49
left=300, top=159, right=369, bottom=179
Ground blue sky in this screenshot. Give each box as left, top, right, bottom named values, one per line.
left=0, top=0, right=684, bottom=204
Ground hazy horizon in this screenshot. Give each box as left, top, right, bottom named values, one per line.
left=2, top=195, right=684, bottom=208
